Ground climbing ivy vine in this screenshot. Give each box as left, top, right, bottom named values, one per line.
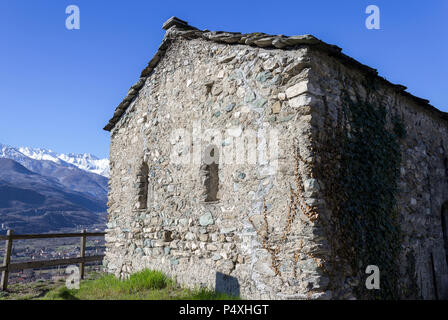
left=318, top=93, right=406, bottom=299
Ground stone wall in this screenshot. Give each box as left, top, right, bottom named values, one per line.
left=104, top=31, right=335, bottom=299
left=104, top=27, right=448, bottom=299
left=306, top=48, right=448, bottom=299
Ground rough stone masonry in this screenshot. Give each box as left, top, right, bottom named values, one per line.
left=103, top=17, right=448, bottom=299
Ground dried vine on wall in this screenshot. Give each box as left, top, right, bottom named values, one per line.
left=248, top=142, right=321, bottom=280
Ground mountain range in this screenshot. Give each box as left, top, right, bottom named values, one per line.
left=1, top=144, right=109, bottom=177
left=0, top=143, right=109, bottom=234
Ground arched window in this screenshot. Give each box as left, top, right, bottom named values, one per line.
left=202, top=144, right=219, bottom=202
left=136, top=162, right=149, bottom=210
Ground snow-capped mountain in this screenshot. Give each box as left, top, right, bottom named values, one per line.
left=0, top=143, right=109, bottom=233
left=0, top=157, right=107, bottom=234
left=58, top=153, right=109, bottom=177
left=0, top=144, right=109, bottom=177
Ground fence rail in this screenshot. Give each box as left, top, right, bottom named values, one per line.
left=0, top=232, right=106, bottom=241
left=0, top=229, right=106, bottom=291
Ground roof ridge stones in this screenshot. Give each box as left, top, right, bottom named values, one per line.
left=162, top=16, right=196, bottom=31
left=103, top=16, right=447, bottom=132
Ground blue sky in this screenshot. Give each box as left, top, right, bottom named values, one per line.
left=1, top=0, right=447, bottom=159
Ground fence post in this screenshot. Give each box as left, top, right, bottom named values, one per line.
left=1, top=230, right=14, bottom=291
left=79, top=229, right=86, bottom=280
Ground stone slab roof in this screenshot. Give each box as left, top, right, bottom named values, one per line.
left=103, top=16, right=448, bottom=131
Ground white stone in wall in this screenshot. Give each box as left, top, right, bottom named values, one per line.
left=289, top=93, right=318, bottom=108
left=285, top=80, right=322, bottom=99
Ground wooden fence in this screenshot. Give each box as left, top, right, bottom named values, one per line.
left=0, top=229, right=106, bottom=291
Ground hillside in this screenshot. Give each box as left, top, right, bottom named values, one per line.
left=0, top=158, right=107, bottom=234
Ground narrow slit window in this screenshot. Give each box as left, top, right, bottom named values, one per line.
left=203, top=145, right=219, bottom=202
left=136, top=162, right=149, bottom=209
left=442, top=202, right=448, bottom=265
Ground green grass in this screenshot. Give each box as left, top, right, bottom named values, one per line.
left=42, top=269, right=240, bottom=300
left=0, top=279, right=64, bottom=300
